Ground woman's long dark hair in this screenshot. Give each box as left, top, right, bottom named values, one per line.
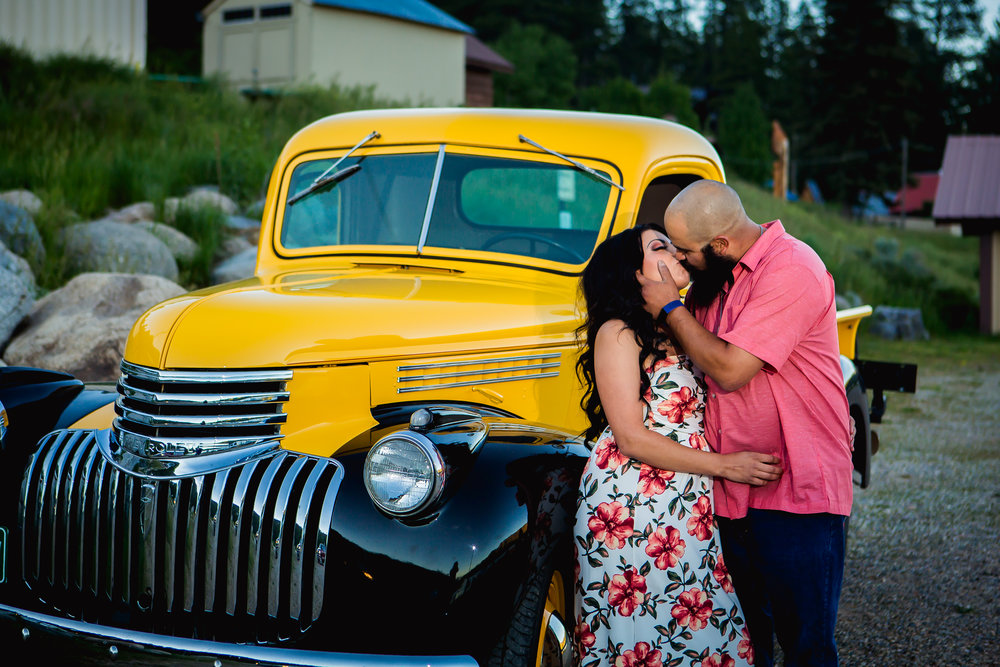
left=576, top=224, right=674, bottom=443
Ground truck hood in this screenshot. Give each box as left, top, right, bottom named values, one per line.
left=125, top=267, right=581, bottom=369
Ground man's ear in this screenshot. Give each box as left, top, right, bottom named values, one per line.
left=710, top=236, right=729, bottom=254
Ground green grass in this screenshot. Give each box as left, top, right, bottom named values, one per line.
left=856, top=329, right=1000, bottom=373
left=731, top=177, right=980, bottom=334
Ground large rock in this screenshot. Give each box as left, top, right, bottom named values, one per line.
left=107, top=201, right=156, bottom=223
left=0, top=189, right=43, bottom=215
left=0, top=239, right=36, bottom=348
left=134, top=221, right=199, bottom=263
left=868, top=305, right=930, bottom=341
left=212, top=246, right=257, bottom=284
left=3, top=273, right=185, bottom=382
left=61, top=219, right=178, bottom=281
left=0, top=200, right=45, bottom=267
left=165, top=188, right=239, bottom=221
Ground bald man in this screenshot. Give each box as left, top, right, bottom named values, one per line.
left=636, top=180, right=853, bottom=667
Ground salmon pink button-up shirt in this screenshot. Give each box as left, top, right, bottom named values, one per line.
left=692, top=220, right=853, bottom=519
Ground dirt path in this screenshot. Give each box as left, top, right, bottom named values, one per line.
left=834, top=348, right=1000, bottom=665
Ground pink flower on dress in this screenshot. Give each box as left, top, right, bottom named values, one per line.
left=701, top=653, right=736, bottom=667
left=637, top=463, right=674, bottom=497
left=738, top=628, right=755, bottom=664
left=645, top=525, right=686, bottom=570
left=615, top=641, right=663, bottom=667
left=575, top=619, right=596, bottom=651
left=607, top=568, right=647, bottom=616
left=594, top=436, right=629, bottom=470
left=689, top=432, right=711, bottom=452
left=670, top=588, right=713, bottom=631
left=712, top=554, right=734, bottom=593
left=588, top=501, right=634, bottom=550
left=649, top=355, right=680, bottom=374
left=686, top=495, right=714, bottom=540
left=657, top=386, right=699, bottom=424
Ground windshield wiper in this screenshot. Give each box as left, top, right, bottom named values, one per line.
left=518, top=134, right=625, bottom=191
left=287, top=130, right=379, bottom=205
left=287, top=164, right=361, bottom=206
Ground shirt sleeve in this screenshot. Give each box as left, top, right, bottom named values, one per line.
left=719, top=255, right=830, bottom=373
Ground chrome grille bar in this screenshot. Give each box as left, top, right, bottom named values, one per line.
left=121, top=362, right=293, bottom=384
left=396, top=352, right=563, bottom=394
left=119, top=387, right=290, bottom=406
left=21, top=430, right=343, bottom=641
left=397, top=352, right=560, bottom=371
left=181, top=476, right=204, bottom=612
left=397, top=361, right=559, bottom=382
left=117, top=407, right=287, bottom=428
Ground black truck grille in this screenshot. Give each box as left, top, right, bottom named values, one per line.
left=20, top=429, right=342, bottom=640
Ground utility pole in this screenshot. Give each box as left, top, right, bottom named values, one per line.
left=898, top=137, right=908, bottom=228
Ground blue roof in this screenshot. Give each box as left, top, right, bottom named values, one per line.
left=314, top=0, right=473, bottom=34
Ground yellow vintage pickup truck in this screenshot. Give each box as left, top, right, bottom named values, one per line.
left=0, top=108, right=914, bottom=666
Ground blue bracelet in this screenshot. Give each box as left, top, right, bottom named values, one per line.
left=662, top=299, right=684, bottom=317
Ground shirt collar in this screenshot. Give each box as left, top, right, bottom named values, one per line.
left=736, top=219, right=784, bottom=274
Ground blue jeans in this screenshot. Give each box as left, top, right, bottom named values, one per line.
left=716, top=509, right=847, bottom=667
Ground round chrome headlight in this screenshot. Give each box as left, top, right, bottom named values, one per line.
left=364, top=431, right=445, bottom=516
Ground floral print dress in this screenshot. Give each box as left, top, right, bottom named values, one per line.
left=574, top=355, right=754, bottom=667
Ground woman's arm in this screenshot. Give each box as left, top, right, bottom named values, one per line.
left=595, top=320, right=781, bottom=486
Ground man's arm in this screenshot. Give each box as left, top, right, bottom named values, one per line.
left=636, top=261, right=764, bottom=392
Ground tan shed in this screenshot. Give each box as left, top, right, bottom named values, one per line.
left=0, top=0, right=146, bottom=69
left=201, top=0, right=471, bottom=106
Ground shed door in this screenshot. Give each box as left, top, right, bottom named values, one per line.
left=220, top=20, right=293, bottom=87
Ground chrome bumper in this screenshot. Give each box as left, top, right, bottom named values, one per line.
left=1, top=603, right=478, bottom=666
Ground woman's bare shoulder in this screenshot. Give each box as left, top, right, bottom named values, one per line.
left=596, top=319, right=638, bottom=349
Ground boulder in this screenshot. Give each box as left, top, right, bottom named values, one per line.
left=60, top=219, right=178, bottom=281
left=217, top=235, right=255, bottom=260
left=0, top=240, right=36, bottom=348
left=212, top=246, right=257, bottom=284
left=0, top=200, right=45, bottom=267
left=868, top=306, right=930, bottom=341
left=0, top=189, right=43, bottom=215
left=165, top=189, right=239, bottom=221
left=133, top=221, right=199, bottom=263
left=107, top=201, right=156, bottom=223
left=185, top=188, right=238, bottom=215
left=3, top=273, right=185, bottom=382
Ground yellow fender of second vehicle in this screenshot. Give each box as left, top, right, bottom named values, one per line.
left=835, top=305, right=873, bottom=358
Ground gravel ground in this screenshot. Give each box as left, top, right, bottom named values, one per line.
left=829, top=350, right=1000, bottom=665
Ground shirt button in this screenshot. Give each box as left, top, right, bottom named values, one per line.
left=711, top=393, right=717, bottom=398
left=717, top=428, right=721, bottom=436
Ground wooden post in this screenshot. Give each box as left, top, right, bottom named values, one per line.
left=771, top=120, right=788, bottom=200
left=982, top=231, right=1000, bottom=334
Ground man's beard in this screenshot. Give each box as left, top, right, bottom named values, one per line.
left=683, top=244, right=737, bottom=309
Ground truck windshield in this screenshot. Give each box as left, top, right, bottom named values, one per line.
left=280, top=151, right=615, bottom=264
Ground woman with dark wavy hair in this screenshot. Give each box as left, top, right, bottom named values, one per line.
left=573, top=224, right=781, bottom=666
